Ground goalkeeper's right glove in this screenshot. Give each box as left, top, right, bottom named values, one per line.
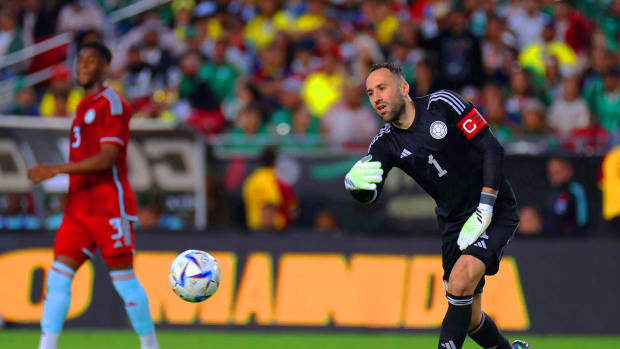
left=344, top=155, right=384, bottom=191
left=457, top=204, right=493, bottom=250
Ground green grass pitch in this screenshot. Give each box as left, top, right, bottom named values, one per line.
left=2, top=329, right=620, bottom=348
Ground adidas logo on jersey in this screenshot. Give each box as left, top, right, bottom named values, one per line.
left=440, top=340, right=457, bottom=349
left=474, top=241, right=487, bottom=249
left=400, top=149, right=412, bottom=158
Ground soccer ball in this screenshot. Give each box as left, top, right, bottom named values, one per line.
left=169, top=249, right=220, bottom=302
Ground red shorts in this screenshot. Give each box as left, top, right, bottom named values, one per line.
left=54, top=211, right=135, bottom=266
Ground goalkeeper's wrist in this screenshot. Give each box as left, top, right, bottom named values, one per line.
left=479, top=192, right=497, bottom=213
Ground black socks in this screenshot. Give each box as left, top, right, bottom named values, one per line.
left=438, top=293, right=473, bottom=349
left=469, top=312, right=512, bottom=349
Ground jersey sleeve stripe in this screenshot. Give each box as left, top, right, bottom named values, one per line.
left=100, top=137, right=124, bottom=145
left=112, top=165, right=127, bottom=218
left=428, top=95, right=464, bottom=114
left=367, top=123, right=391, bottom=153
left=431, top=91, right=465, bottom=112
left=101, top=88, right=123, bottom=116
left=436, top=90, right=466, bottom=110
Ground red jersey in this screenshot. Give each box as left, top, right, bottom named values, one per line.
left=66, top=86, right=137, bottom=220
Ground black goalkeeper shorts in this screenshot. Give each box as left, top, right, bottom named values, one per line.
left=441, top=198, right=520, bottom=294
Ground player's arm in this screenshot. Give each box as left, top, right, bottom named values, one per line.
left=345, top=137, right=393, bottom=204
left=432, top=90, right=503, bottom=249
left=458, top=100, right=503, bottom=249
left=27, top=144, right=120, bottom=184
left=457, top=124, right=502, bottom=249
left=471, top=130, right=503, bottom=196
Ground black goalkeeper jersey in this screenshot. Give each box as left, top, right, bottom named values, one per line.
left=364, top=90, right=516, bottom=238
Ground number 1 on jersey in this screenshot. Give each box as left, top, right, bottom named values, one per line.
left=428, top=154, right=447, bottom=177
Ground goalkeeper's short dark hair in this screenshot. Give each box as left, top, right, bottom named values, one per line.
left=78, top=41, right=112, bottom=64
left=369, top=62, right=406, bottom=80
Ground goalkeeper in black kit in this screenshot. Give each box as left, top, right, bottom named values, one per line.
left=345, top=62, right=529, bottom=349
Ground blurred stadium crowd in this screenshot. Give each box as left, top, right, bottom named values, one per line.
left=2, top=0, right=620, bottom=149
left=1, top=0, right=619, bottom=236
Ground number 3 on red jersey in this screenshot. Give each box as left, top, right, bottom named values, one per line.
left=71, top=126, right=81, bottom=148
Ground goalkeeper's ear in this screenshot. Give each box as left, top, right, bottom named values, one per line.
left=399, top=79, right=410, bottom=99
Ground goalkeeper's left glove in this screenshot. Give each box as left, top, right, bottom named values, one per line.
left=344, top=155, right=383, bottom=191
left=457, top=192, right=496, bottom=250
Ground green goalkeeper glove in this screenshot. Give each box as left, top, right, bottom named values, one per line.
left=457, top=200, right=494, bottom=251
left=344, top=155, right=383, bottom=191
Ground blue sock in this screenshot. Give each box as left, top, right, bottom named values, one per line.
left=111, top=270, right=155, bottom=336
left=41, top=261, right=74, bottom=334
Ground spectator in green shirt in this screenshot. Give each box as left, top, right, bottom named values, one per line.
left=199, top=38, right=238, bottom=102
left=6, top=85, right=39, bottom=116
left=586, top=68, right=620, bottom=134
left=178, top=51, right=204, bottom=99
left=0, top=6, right=24, bottom=72
left=227, top=102, right=269, bottom=152
left=291, top=104, right=319, bottom=136
left=267, top=103, right=322, bottom=152
left=601, top=0, right=620, bottom=46
left=480, top=83, right=513, bottom=145
left=286, top=104, right=322, bottom=151
left=266, top=78, right=303, bottom=136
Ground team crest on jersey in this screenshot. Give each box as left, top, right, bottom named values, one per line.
left=430, top=121, right=447, bottom=139
left=84, top=109, right=96, bottom=124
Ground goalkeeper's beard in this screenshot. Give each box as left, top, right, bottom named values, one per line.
left=386, top=98, right=406, bottom=123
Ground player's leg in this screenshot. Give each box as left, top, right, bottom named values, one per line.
left=109, top=261, right=158, bottom=349
left=40, top=217, right=94, bottom=349
left=99, top=217, right=158, bottom=349
left=438, top=254, right=485, bottom=349
left=470, top=293, right=482, bottom=331
left=464, top=199, right=526, bottom=349
left=468, top=294, right=511, bottom=349
left=39, top=255, right=83, bottom=349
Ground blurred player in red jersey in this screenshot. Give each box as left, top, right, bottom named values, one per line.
left=28, top=42, right=159, bottom=349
